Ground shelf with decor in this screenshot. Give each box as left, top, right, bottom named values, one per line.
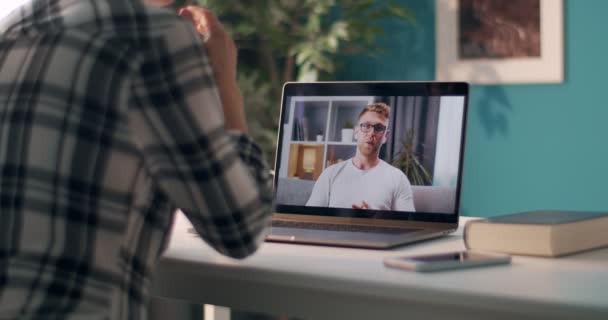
left=279, top=96, right=374, bottom=180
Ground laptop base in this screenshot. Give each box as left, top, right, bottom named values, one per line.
left=266, top=227, right=455, bottom=249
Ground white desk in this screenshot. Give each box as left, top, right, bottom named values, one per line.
left=152, top=212, right=608, bottom=320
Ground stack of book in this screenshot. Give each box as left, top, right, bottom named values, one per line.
left=463, top=210, right=608, bottom=257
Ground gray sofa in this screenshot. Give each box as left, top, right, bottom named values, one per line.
left=275, top=177, right=455, bottom=214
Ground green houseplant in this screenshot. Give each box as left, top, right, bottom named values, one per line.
left=173, top=0, right=414, bottom=162
left=341, top=119, right=355, bottom=142
left=392, top=128, right=432, bottom=186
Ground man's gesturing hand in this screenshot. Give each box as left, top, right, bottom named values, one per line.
left=352, top=201, right=370, bottom=210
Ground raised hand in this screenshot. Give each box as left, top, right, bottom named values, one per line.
left=178, top=6, right=247, bottom=132
left=352, top=200, right=370, bottom=210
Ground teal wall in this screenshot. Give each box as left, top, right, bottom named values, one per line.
left=339, top=0, right=608, bottom=217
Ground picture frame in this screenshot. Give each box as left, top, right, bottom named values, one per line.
left=435, top=0, right=563, bottom=84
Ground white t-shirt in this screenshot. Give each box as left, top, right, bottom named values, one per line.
left=306, top=159, right=415, bottom=211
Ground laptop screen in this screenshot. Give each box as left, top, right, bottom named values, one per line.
left=273, top=82, right=469, bottom=223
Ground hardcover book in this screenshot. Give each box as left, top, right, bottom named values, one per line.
left=463, top=210, right=608, bottom=257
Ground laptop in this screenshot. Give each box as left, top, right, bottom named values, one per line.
left=266, top=81, right=469, bottom=249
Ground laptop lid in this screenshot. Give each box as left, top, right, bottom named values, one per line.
left=272, top=81, right=469, bottom=229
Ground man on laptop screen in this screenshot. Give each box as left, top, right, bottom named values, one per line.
left=306, top=102, right=415, bottom=212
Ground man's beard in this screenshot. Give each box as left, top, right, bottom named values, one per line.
left=359, top=141, right=380, bottom=157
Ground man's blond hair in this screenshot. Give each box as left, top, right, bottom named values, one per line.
left=358, top=102, right=391, bottom=120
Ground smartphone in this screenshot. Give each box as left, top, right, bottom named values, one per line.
left=383, top=251, right=511, bottom=272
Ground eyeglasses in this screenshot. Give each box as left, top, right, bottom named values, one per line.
left=359, top=122, right=387, bottom=134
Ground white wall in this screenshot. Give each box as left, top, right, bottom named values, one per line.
left=433, top=96, right=464, bottom=187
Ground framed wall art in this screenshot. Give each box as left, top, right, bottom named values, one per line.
left=436, top=0, right=563, bottom=84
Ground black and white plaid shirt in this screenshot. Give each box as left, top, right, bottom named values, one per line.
left=0, top=0, right=274, bottom=318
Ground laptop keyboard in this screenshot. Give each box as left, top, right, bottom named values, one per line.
left=271, top=220, right=418, bottom=235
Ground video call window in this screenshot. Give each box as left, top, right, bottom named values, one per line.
left=275, top=95, right=465, bottom=214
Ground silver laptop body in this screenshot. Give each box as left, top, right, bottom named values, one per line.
left=266, top=81, right=469, bottom=249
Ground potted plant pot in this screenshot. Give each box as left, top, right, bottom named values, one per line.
left=341, top=128, right=354, bottom=142
left=341, top=120, right=354, bottom=143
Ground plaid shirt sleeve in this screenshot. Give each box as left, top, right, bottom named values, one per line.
left=129, top=17, right=274, bottom=259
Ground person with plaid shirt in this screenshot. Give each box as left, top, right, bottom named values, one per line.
left=0, top=0, right=274, bottom=318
